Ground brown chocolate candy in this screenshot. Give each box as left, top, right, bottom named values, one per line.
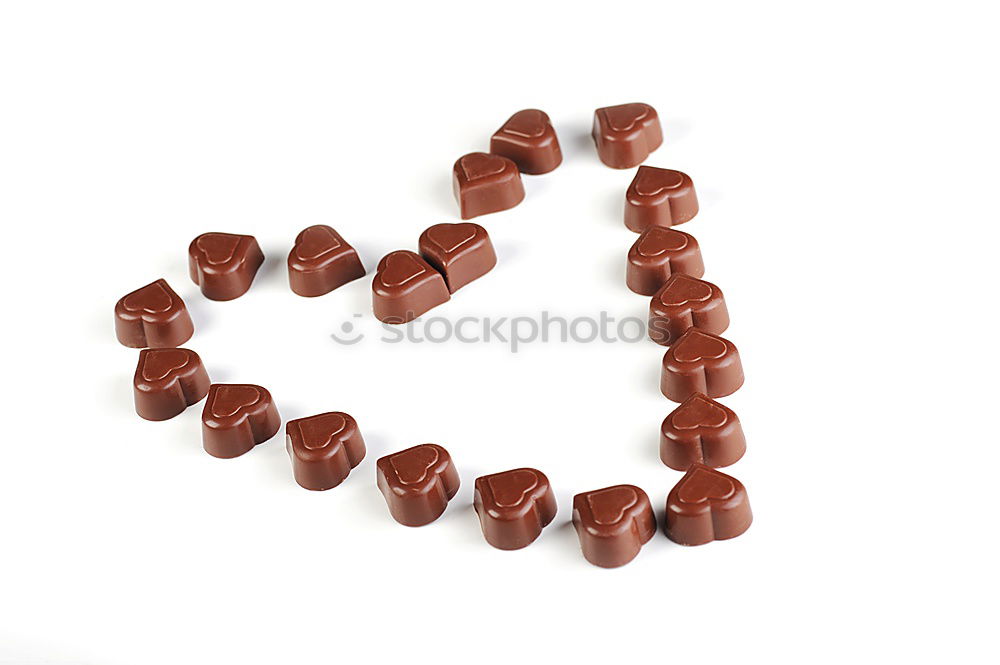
left=489, top=109, right=562, bottom=175
left=201, top=384, right=280, bottom=458
left=188, top=232, right=265, bottom=301
left=452, top=152, right=525, bottom=219
left=624, top=167, right=698, bottom=232
left=287, top=225, right=365, bottom=297
left=114, top=279, right=194, bottom=348
left=133, top=348, right=210, bottom=421
left=474, top=468, right=557, bottom=550
left=376, top=444, right=460, bottom=526
left=592, top=103, right=662, bottom=169
left=286, top=412, right=366, bottom=490
left=372, top=250, right=450, bottom=324
left=627, top=227, right=704, bottom=296
left=665, top=464, right=752, bottom=546
left=661, top=393, right=746, bottom=470
left=572, top=485, right=656, bottom=568
left=418, top=222, right=496, bottom=293
left=661, top=328, right=744, bottom=402
left=648, top=273, right=729, bottom=346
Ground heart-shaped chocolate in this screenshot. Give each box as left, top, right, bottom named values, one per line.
left=672, top=330, right=728, bottom=363
left=389, top=444, right=441, bottom=485
left=604, top=103, right=651, bottom=132
left=637, top=228, right=688, bottom=257
left=426, top=223, right=478, bottom=254
left=658, top=274, right=713, bottom=307
left=141, top=348, right=192, bottom=382
left=676, top=466, right=736, bottom=504
left=378, top=251, right=427, bottom=288
left=122, top=280, right=174, bottom=314
left=634, top=167, right=685, bottom=197
left=488, top=469, right=539, bottom=508
left=293, top=225, right=342, bottom=262
left=298, top=412, right=348, bottom=451
left=671, top=393, right=729, bottom=430
left=459, top=153, right=507, bottom=181
left=210, top=384, right=262, bottom=418
left=586, top=486, right=639, bottom=526
left=501, top=109, right=547, bottom=138
left=195, top=233, right=242, bottom=265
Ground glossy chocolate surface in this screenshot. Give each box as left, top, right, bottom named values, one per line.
left=188, top=232, right=265, bottom=301
left=376, top=444, right=460, bottom=526
left=201, top=384, right=280, bottom=458
left=661, top=328, right=744, bottom=402
left=474, top=468, right=557, bottom=550
left=133, top=348, right=210, bottom=421
left=572, top=485, right=656, bottom=568
left=624, top=167, right=698, bottom=231
left=648, top=273, right=729, bottom=346
left=286, top=412, right=366, bottom=491
left=627, top=227, right=704, bottom=296
left=452, top=152, right=524, bottom=219
left=114, top=278, right=194, bottom=348
left=665, top=464, right=752, bottom=546
left=372, top=250, right=450, bottom=323
left=592, top=103, right=662, bottom=169
left=288, top=225, right=365, bottom=297
left=661, top=393, right=745, bottom=470
left=418, top=222, right=496, bottom=293
left=489, top=109, right=562, bottom=174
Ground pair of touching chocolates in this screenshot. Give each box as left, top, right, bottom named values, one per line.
left=372, top=222, right=497, bottom=323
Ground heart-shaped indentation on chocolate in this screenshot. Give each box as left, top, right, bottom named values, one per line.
left=604, top=103, right=651, bottom=132
left=427, top=223, right=478, bottom=254
left=672, top=330, right=728, bottom=363
left=141, top=348, right=191, bottom=382
left=460, top=153, right=507, bottom=181
left=677, top=466, right=736, bottom=504
left=378, top=252, right=427, bottom=288
left=671, top=394, right=728, bottom=430
left=501, top=109, right=547, bottom=139
left=294, top=225, right=342, bottom=262
left=390, top=445, right=440, bottom=485
left=586, top=486, right=639, bottom=526
left=122, top=281, right=173, bottom=314
left=634, top=167, right=684, bottom=197
left=298, top=412, right=348, bottom=451
left=658, top=275, right=713, bottom=308
left=488, top=469, right=539, bottom=508
left=637, top=228, right=688, bottom=257
left=210, top=385, right=262, bottom=418
left=195, top=233, right=242, bottom=265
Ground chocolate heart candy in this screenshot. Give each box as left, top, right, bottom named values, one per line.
left=188, top=232, right=265, bottom=301
left=572, top=485, right=657, bottom=568
left=286, top=412, right=366, bottom=490
left=661, top=393, right=746, bottom=470
left=661, top=328, right=744, bottom=402
left=648, top=273, right=729, bottom=345
left=201, top=384, right=281, bottom=458
left=665, top=464, right=752, bottom=546
left=626, top=227, right=704, bottom=295
left=371, top=250, right=450, bottom=323
left=490, top=109, right=562, bottom=175
left=624, top=166, right=698, bottom=232
left=473, top=468, right=557, bottom=550
left=376, top=444, right=460, bottom=526
left=418, top=222, right=496, bottom=293
left=114, top=278, right=194, bottom=348
left=133, top=347, right=210, bottom=421
left=287, top=225, right=366, bottom=297
left=591, top=103, right=663, bottom=169
left=452, top=152, right=524, bottom=219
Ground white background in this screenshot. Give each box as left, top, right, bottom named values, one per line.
left=1, top=1, right=998, bottom=663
